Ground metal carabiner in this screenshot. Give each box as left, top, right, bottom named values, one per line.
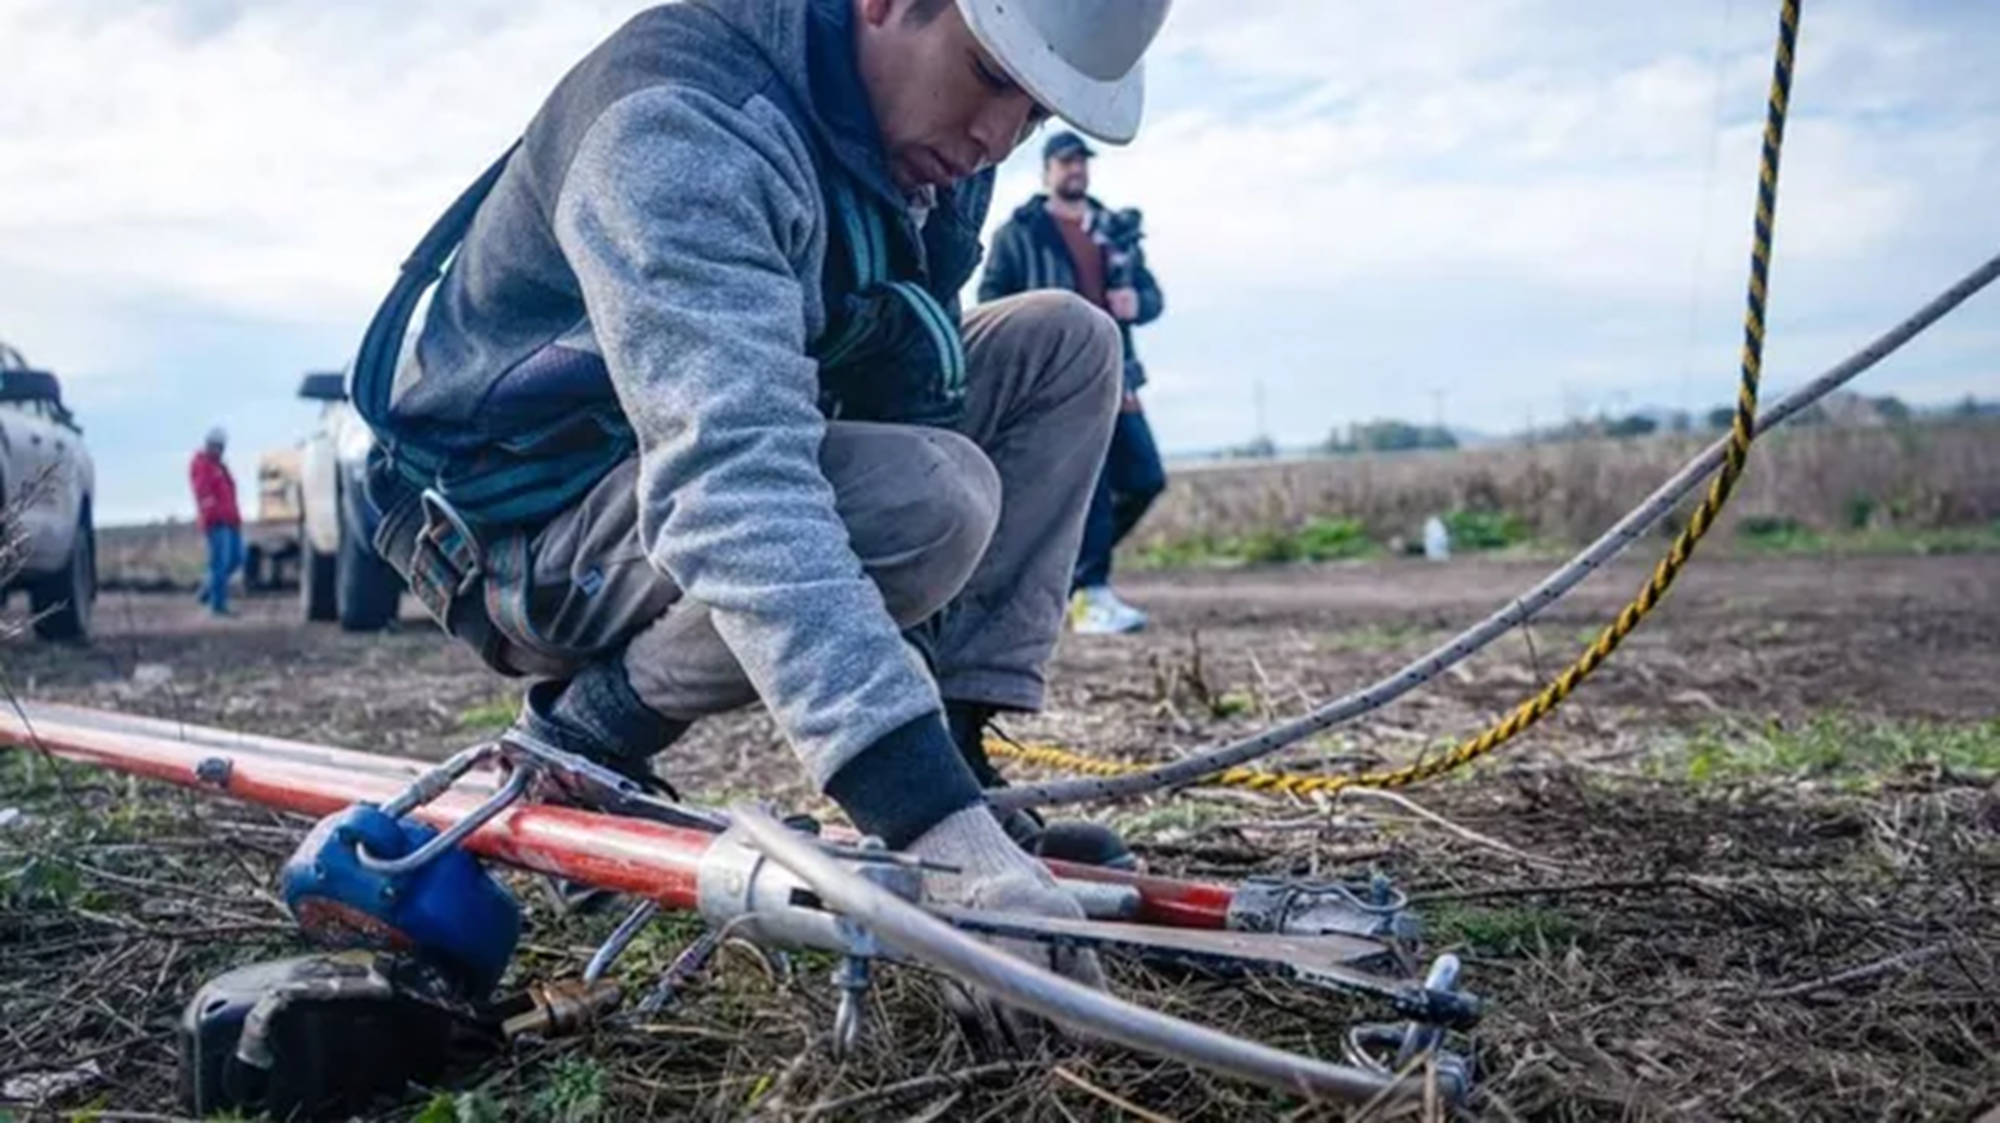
left=355, top=744, right=529, bottom=875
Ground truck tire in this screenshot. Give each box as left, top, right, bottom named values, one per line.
left=335, top=487, right=401, bottom=633
left=32, top=507, right=94, bottom=642
left=301, top=517, right=337, bottom=623
left=243, top=543, right=268, bottom=591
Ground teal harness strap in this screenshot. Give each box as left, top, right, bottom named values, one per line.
left=815, top=172, right=967, bottom=415
left=350, top=143, right=520, bottom=464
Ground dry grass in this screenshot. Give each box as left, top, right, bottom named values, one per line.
left=96, top=522, right=216, bottom=592
left=92, top=421, right=2000, bottom=593
left=3, top=743, right=1996, bottom=1122
left=1, top=469, right=57, bottom=641
left=1140, top=420, right=2000, bottom=553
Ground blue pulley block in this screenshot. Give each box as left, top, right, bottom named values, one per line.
left=280, top=804, right=521, bottom=998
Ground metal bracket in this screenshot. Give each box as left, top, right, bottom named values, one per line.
left=497, top=731, right=729, bottom=834
left=1226, top=873, right=1420, bottom=943
left=931, top=906, right=1478, bottom=1029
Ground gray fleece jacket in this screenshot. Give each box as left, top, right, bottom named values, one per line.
left=377, top=0, right=994, bottom=845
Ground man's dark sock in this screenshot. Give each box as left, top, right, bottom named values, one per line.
left=517, top=662, right=690, bottom=795
left=945, top=699, right=1008, bottom=788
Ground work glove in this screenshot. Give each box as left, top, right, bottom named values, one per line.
left=906, top=805, right=1107, bottom=1051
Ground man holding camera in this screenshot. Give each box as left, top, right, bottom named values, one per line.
left=979, top=131, right=1165, bottom=634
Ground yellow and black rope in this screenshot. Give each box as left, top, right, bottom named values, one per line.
left=989, top=0, right=1804, bottom=798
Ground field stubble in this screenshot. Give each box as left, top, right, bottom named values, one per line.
left=2, top=546, right=1997, bottom=1119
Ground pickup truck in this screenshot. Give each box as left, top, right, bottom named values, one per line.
left=295, top=371, right=403, bottom=631
left=0, top=344, right=96, bottom=640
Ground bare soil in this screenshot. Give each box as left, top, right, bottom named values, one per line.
left=3, top=551, right=1997, bottom=1120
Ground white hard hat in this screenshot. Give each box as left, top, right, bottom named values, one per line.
left=205, top=426, right=228, bottom=447
left=957, top=0, right=1172, bottom=145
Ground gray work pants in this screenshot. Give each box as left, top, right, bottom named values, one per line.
left=510, top=291, right=1121, bottom=722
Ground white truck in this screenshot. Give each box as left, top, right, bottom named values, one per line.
left=0, top=344, right=96, bottom=640
left=294, top=371, right=403, bottom=631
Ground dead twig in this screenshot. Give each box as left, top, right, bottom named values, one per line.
left=1334, top=788, right=1568, bottom=871
left=1408, top=877, right=1705, bottom=905
left=801, top=1061, right=1034, bottom=1120
left=902, top=1090, right=968, bottom=1123
left=1051, top=1065, right=1181, bottom=1123
left=1757, top=941, right=1953, bottom=1000
left=59, top=855, right=284, bottom=915
left=1245, top=650, right=1280, bottom=724
left=0, top=1029, right=165, bottom=1082
left=68, top=909, right=294, bottom=941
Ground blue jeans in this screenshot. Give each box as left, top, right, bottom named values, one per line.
left=203, top=525, right=244, bottom=613
left=1073, top=407, right=1167, bottom=590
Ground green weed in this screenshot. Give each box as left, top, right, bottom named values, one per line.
left=1660, top=716, right=2000, bottom=788
left=1736, top=515, right=1821, bottom=552
left=1114, top=801, right=1243, bottom=841
left=1429, top=905, right=1582, bottom=957
left=456, top=698, right=517, bottom=734
left=532, top=1057, right=608, bottom=1123
left=0, top=857, right=88, bottom=910
left=1293, top=517, right=1378, bottom=561
left=1443, top=509, right=1530, bottom=552
left=1735, top=519, right=2000, bottom=557
left=1135, top=516, right=1381, bottom=570
left=412, top=1090, right=504, bottom=1123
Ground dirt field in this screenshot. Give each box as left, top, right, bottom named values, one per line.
left=3, top=551, right=1998, bottom=1120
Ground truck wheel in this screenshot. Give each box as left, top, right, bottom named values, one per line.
left=301, top=519, right=338, bottom=623
left=32, top=508, right=94, bottom=642
left=336, top=499, right=401, bottom=633
left=243, top=543, right=268, bottom=591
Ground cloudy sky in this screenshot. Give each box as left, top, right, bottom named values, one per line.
left=3, top=0, right=1996, bottom=524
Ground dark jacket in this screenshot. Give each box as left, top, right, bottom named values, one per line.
left=977, top=194, right=1162, bottom=390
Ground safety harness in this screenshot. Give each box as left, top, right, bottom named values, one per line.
left=347, top=139, right=969, bottom=668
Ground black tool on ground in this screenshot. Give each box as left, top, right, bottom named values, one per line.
left=177, top=952, right=501, bottom=1120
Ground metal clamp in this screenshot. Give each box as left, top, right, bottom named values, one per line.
left=828, top=837, right=899, bottom=1057
left=1343, top=954, right=1476, bottom=1104
left=831, top=944, right=874, bottom=1057
left=693, top=821, right=925, bottom=1055
left=1227, top=873, right=1419, bottom=942
left=498, top=731, right=728, bottom=833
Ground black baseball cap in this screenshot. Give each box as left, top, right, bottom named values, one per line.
left=1042, top=131, right=1097, bottom=163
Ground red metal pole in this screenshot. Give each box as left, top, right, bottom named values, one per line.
left=1, top=706, right=709, bottom=910
left=2, top=703, right=1240, bottom=928
left=1043, top=860, right=1234, bottom=929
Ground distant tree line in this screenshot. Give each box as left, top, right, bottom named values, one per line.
left=1322, top=420, right=1459, bottom=455
left=1278, top=392, right=1993, bottom=464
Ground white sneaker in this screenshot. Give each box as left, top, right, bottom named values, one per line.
left=1069, top=585, right=1149, bottom=635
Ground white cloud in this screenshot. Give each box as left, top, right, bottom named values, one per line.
left=0, top=0, right=655, bottom=332
left=0, top=0, right=1994, bottom=516
left=1004, top=0, right=2000, bottom=450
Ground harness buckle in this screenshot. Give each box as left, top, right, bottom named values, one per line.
left=405, top=488, right=485, bottom=623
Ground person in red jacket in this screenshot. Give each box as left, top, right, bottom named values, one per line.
left=190, top=427, right=243, bottom=616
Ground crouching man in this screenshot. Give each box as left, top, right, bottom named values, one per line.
left=350, top=0, right=1172, bottom=988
